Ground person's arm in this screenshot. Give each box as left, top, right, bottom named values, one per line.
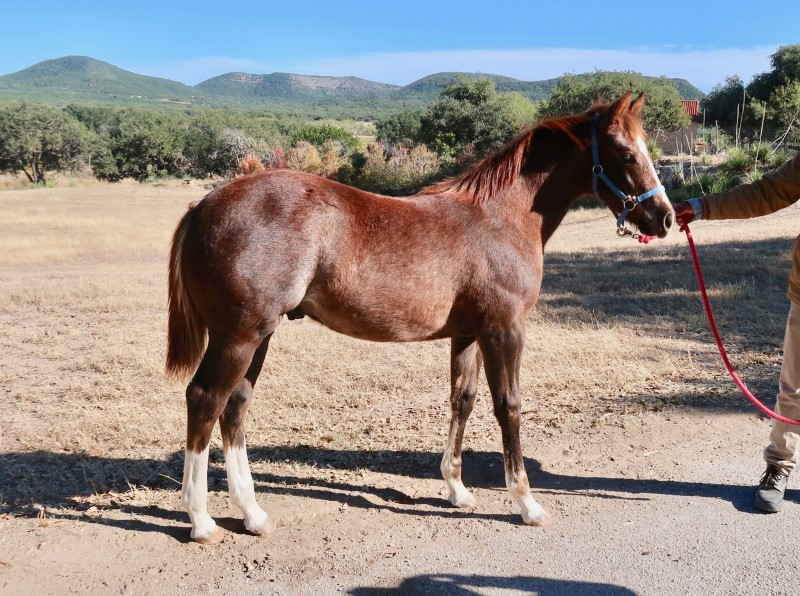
left=701, top=152, right=800, bottom=220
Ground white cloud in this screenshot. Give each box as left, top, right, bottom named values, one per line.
left=124, top=46, right=778, bottom=92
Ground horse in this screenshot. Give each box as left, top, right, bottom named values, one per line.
left=166, top=91, right=673, bottom=543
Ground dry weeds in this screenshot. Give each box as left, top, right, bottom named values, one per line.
left=1, top=183, right=798, bottom=519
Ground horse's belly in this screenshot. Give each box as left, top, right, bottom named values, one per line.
left=298, top=291, right=459, bottom=342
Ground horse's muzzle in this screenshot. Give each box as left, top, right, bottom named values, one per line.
left=661, top=212, right=674, bottom=236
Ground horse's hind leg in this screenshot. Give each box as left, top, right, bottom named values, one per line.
left=441, top=336, right=482, bottom=508
left=219, top=334, right=274, bottom=536
left=182, top=332, right=262, bottom=543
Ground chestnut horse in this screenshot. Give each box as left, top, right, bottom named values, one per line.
left=166, top=92, right=673, bottom=543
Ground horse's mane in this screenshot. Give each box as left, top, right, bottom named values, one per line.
left=418, top=103, right=641, bottom=205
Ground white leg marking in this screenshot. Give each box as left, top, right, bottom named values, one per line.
left=441, top=450, right=477, bottom=508
left=181, top=447, right=221, bottom=541
left=224, top=444, right=273, bottom=535
left=505, top=469, right=550, bottom=526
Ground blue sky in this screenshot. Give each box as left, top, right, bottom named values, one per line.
left=2, top=1, right=798, bottom=92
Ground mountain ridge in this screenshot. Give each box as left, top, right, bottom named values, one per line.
left=0, top=56, right=705, bottom=118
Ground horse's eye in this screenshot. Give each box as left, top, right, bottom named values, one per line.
left=623, top=153, right=635, bottom=164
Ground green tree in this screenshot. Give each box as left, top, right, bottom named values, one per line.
left=701, top=75, right=746, bottom=124
left=183, top=111, right=230, bottom=177
left=749, top=45, right=800, bottom=102
left=766, top=80, right=800, bottom=140
left=376, top=110, right=423, bottom=145
left=542, top=72, right=690, bottom=134
left=744, top=45, right=800, bottom=136
left=416, top=77, right=536, bottom=161
left=93, top=109, right=188, bottom=181
left=0, top=102, right=91, bottom=184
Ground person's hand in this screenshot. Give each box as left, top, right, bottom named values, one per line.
left=674, top=200, right=698, bottom=226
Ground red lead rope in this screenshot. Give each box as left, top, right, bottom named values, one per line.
left=681, top=223, right=800, bottom=425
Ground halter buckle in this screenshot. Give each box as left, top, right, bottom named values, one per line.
left=623, top=196, right=637, bottom=211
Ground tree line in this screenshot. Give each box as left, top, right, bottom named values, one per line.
left=0, top=70, right=695, bottom=194
left=701, top=45, right=800, bottom=144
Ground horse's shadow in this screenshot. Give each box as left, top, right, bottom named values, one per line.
left=0, top=443, right=781, bottom=539
left=540, top=235, right=794, bottom=351
left=349, top=573, right=637, bottom=595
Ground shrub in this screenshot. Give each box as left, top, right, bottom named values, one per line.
left=743, top=170, right=764, bottom=184
left=645, top=138, right=662, bottom=161
left=358, top=142, right=441, bottom=195
left=236, top=154, right=265, bottom=176
left=767, top=150, right=793, bottom=169
left=695, top=125, right=732, bottom=155
left=264, top=144, right=287, bottom=169
left=747, top=143, right=771, bottom=164
left=720, top=147, right=752, bottom=174
left=706, top=173, right=740, bottom=194
left=286, top=141, right=324, bottom=176
left=671, top=172, right=741, bottom=202
left=290, top=124, right=360, bottom=157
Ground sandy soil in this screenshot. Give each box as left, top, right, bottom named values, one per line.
left=3, top=184, right=800, bottom=595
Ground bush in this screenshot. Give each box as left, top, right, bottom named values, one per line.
left=290, top=124, right=360, bottom=157
left=286, top=141, right=324, bottom=176
left=747, top=143, right=771, bottom=164
left=695, top=126, right=732, bottom=155
left=743, top=170, right=764, bottom=184
left=236, top=154, right=265, bottom=176
left=358, top=142, right=440, bottom=195
left=720, top=147, right=752, bottom=174
left=646, top=138, right=662, bottom=161
left=670, top=172, right=741, bottom=202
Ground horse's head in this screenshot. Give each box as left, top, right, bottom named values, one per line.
left=590, top=92, right=674, bottom=239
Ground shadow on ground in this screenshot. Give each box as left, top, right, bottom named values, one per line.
left=349, top=573, right=637, bottom=595
left=541, top=236, right=792, bottom=347
left=1, top=444, right=784, bottom=535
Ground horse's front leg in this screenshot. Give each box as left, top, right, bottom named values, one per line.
left=479, top=324, right=551, bottom=526
left=441, top=336, right=483, bottom=508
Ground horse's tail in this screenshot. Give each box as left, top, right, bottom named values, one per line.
left=166, top=206, right=206, bottom=382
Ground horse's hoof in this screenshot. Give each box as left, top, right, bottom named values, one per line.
left=191, top=525, right=225, bottom=544
left=245, top=515, right=275, bottom=536
left=523, top=509, right=552, bottom=527
left=450, top=492, right=478, bottom=509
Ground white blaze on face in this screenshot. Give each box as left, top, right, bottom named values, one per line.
left=636, top=137, right=663, bottom=190
left=636, top=136, right=671, bottom=211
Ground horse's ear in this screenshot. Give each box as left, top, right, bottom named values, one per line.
left=630, top=92, right=645, bottom=116
left=608, top=91, right=633, bottom=119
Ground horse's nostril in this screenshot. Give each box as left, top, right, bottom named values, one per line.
left=664, top=212, right=674, bottom=229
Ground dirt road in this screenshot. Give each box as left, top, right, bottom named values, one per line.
left=3, top=185, right=800, bottom=594
left=3, top=411, right=797, bottom=595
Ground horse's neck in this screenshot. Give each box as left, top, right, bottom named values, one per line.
left=519, top=142, right=589, bottom=245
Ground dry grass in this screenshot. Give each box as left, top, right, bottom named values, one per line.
left=1, top=184, right=798, bottom=514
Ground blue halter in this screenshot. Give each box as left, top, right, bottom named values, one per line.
left=591, top=117, right=665, bottom=236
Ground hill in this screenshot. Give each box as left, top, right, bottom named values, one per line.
left=0, top=56, right=202, bottom=104
left=195, top=72, right=399, bottom=101
left=0, top=56, right=705, bottom=118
